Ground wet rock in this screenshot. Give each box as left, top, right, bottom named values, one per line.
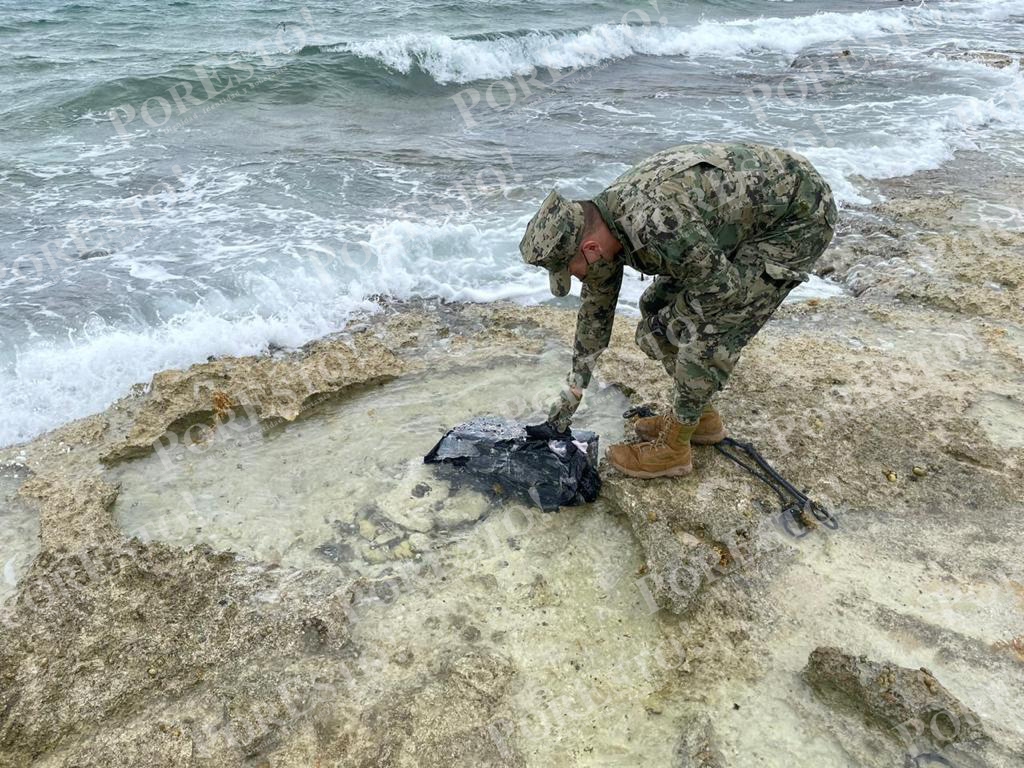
left=20, top=474, right=120, bottom=552
left=314, top=541, right=355, bottom=564
left=0, top=534, right=355, bottom=766
left=408, top=532, right=431, bottom=551
left=337, top=650, right=524, bottom=766
left=803, top=647, right=986, bottom=748
left=602, top=470, right=779, bottom=614
left=433, top=492, right=491, bottom=530
left=672, top=716, right=725, bottom=768
left=391, top=647, right=415, bottom=666
left=377, top=487, right=436, bottom=533
left=523, top=573, right=559, bottom=607
left=101, top=333, right=405, bottom=465
left=893, top=230, right=1024, bottom=323
left=78, top=248, right=112, bottom=259
left=936, top=48, right=1023, bottom=69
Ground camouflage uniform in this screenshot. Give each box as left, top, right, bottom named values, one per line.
left=521, top=143, right=837, bottom=427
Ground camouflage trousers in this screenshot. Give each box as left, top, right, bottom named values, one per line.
left=635, top=185, right=837, bottom=422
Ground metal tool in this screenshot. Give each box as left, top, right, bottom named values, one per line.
left=713, top=436, right=838, bottom=537
left=622, top=405, right=838, bottom=538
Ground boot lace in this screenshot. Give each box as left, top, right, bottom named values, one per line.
left=644, top=419, right=672, bottom=452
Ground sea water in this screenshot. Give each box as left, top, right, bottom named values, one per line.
left=2, top=0, right=1024, bottom=446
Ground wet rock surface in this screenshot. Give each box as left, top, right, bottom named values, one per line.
left=803, top=647, right=985, bottom=746
left=338, top=650, right=524, bottom=767
left=934, top=47, right=1024, bottom=69
left=672, top=717, right=725, bottom=768
left=101, top=333, right=405, bottom=465
left=0, top=534, right=354, bottom=766
left=601, top=467, right=781, bottom=614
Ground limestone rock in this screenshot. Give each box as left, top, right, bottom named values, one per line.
left=602, top=467, right=779, bottom=614
left=803, top=647, right=986, bottom=748
left=20, top=473, right=121, bottom=552
left=673, top=716, right=725, bottom=768
left=101, top=333, right=404, bottom=465
left=337, top=650, right=524, bottom=767
left=0, top=530, right=354, bottom=767
left=938, top=49, right=1023, bottom=69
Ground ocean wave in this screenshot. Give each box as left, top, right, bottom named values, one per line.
left=336, top=2, right=1024, bottom=85
left=55, top=0, right=1024, bottom=117
left=0, top=209, right=849, bottom=448
left=0, top=217, right=534, bottom=448
left=807, top=78, right=1024, bottom=205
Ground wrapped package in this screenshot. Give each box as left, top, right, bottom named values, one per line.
left=424, top=416, right=601, bottom=511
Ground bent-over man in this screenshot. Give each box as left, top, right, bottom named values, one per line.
left=519, top=142, right=837, bottom=479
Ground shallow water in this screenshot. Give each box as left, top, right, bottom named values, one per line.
left=712, top=522, right=1024, bottom=765
left=108, top=348, right=727, bottom=763
left=113, top=348, right=631, bottom=573
left=0, top=467, right=39, bottom=607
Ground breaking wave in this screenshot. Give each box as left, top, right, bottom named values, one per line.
left=337, top=1, right=1024, bottom=84
left=54, top=0, right=1024, bottom=118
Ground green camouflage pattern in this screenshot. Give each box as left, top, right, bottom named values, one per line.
left=569, top=142, right=837, bottom=422
left=519, top=190, right=584, bottom=297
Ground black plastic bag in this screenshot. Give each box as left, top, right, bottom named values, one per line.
left=424, top=416, right=601, bottom=511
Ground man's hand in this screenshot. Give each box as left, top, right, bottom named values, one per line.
left=545, top=384, right=583, bottom=433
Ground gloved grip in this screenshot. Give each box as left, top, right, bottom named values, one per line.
left=546, top=384, right=582, bottom=432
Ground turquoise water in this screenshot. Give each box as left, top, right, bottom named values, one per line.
left=1, top=0, right=1023, bottom=446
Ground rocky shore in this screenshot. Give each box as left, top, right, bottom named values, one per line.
left=1, top=149, right=1022, bottom=767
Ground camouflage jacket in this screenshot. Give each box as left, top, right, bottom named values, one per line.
left=570, top=142, right=825, bottom=388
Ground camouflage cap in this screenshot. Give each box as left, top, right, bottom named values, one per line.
left=519, top=190, right=584, bottom=297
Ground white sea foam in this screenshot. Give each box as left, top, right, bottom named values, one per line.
left=342, top=0, right=1024, bottom=85
left=0, top=298, right=366, bottom=449
left=0, top=217, right=540, bottom=447
left=807, top=81, right=1024, bottom=204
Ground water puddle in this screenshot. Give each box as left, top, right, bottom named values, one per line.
left=0, top=466, right=39, bottom=608
left=345, top=494, right=692, bottom=767
left=112, top=348, right=630, bottom=575
left=110, top=348, right=718, bottom=763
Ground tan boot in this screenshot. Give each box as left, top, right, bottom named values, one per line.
left=606, top=416, right=698, bottom=479
left=632, top=405, right=726, bottom=445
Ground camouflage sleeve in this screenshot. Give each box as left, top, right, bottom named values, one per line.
left=570, top=261, right=624, bottom=389
left=641, top=197, right=745, bottom=310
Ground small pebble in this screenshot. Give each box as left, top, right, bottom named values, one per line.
left=147, top=667, right=157, bottom=677
left=912, top=465, right=927, bottom=477
left=885, top=470, right=898, bottom=482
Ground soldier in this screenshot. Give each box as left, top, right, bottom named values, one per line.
left=519, top=142, right=837, bottom=479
